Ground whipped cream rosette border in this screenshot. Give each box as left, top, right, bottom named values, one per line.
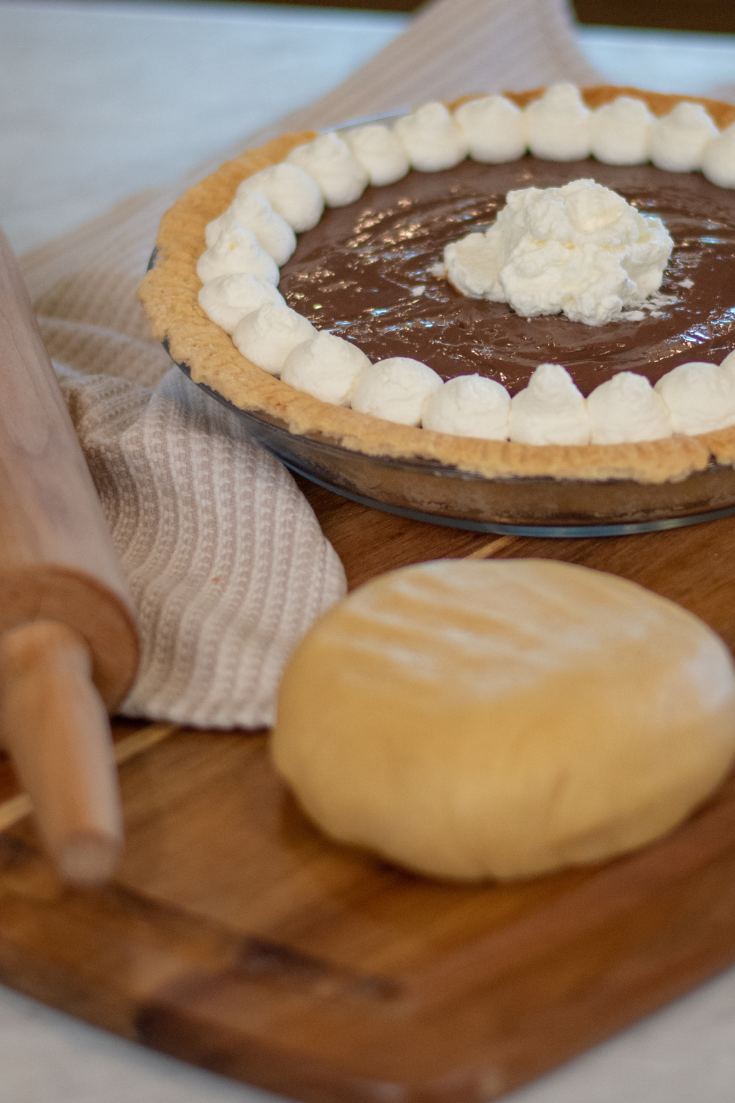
left=196, top=83, right=735, bottom=446
left=138, top=86, right=735, bottom=485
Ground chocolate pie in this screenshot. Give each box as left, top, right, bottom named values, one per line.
left=139, top=87, right=735, bottom=527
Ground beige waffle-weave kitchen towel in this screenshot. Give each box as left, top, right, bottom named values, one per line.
left=19, top=0, right=600, bottom=728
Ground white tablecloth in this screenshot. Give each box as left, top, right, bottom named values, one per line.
left=3, top=3, right=735, bottom=1100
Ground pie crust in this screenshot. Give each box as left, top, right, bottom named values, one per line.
left=138, top=87, right=735, bottom=526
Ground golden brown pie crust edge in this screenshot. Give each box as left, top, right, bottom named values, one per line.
left=137, top=87, right=735, bottom=485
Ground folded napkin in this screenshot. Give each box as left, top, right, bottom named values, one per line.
left=19, top=0, right=600, bottom=729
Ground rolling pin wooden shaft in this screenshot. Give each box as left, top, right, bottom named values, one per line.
left=0, top=227, right=139, bottom=884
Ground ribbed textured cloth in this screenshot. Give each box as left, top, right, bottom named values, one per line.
left=244, top=0, right=599, bottom=144
left=58, top=366, right=344, bottom=727
left=19, top=0, right=600, bottom=728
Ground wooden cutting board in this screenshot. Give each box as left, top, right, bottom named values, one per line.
left=4, top=481, right=735, bottom=1103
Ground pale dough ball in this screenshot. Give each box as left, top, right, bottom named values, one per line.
left=271, top=559, right=735, bottom=881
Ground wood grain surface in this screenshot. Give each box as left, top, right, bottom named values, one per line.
left=0, top=228, right=138, bottom=709
left=4, top=482, right=735, bottom=1101
left=0, top=227, right=140, bottom=881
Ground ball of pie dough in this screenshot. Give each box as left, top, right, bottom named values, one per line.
left=271, top=559, right=735, bottom=881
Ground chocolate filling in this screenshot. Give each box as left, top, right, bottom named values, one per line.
left=278, top=157, right=735, bottom=397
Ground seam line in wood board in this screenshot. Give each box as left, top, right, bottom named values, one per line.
left=0, top=793, right=31, bottom=833
left=464, top=535, right=517, bottom=559
left=112, top=722, right=179, bottom=766
left=0, top=722, right=179, bottom=832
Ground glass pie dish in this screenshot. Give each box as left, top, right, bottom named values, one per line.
left=141, top=88, right=735, bottom=537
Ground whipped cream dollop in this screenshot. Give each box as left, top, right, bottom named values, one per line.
left=281, top=331, right=370, bottom=406
left=590, top=96, right=654, bottom=166
left=286, top=133, right=368, bottom=208
left=525, top=84, right=591, bottom=162
left=703, top=122, right=735, bottom=189
left=352, top=357, right=443, bottom=426
left=205, top=190, right=296, bottom=266
left=443, top=178, right=674, bottom=325
left=422, top=374, right=511, bottom=438
left=232, top=302, right=316, bottom=376
left=587, top=371, right=672, bottom=443
left=196, top=225, right=279, bottom=286
left=394, top=102, right=468, bottom=172
left=345, top=124, right=410, bottom=186
left=454, top=95, right=526, bottom=164
left=509, top=363, right=590, bottom=445
left=198, top=273, right=285, bottom=335
left=650, top=102, right=719, bottom=173
left=237, top=163, right=324, bottom=233
left=654, top=361, right=735, bottom=434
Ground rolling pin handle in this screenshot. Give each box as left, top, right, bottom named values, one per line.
left=0, top=620, right=123, bottom=885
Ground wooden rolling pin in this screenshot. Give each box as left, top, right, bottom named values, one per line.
left=0, top=228, right=139, bottom=885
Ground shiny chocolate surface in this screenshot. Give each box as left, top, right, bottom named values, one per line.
left=279, top=157, right=735, bottom=396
